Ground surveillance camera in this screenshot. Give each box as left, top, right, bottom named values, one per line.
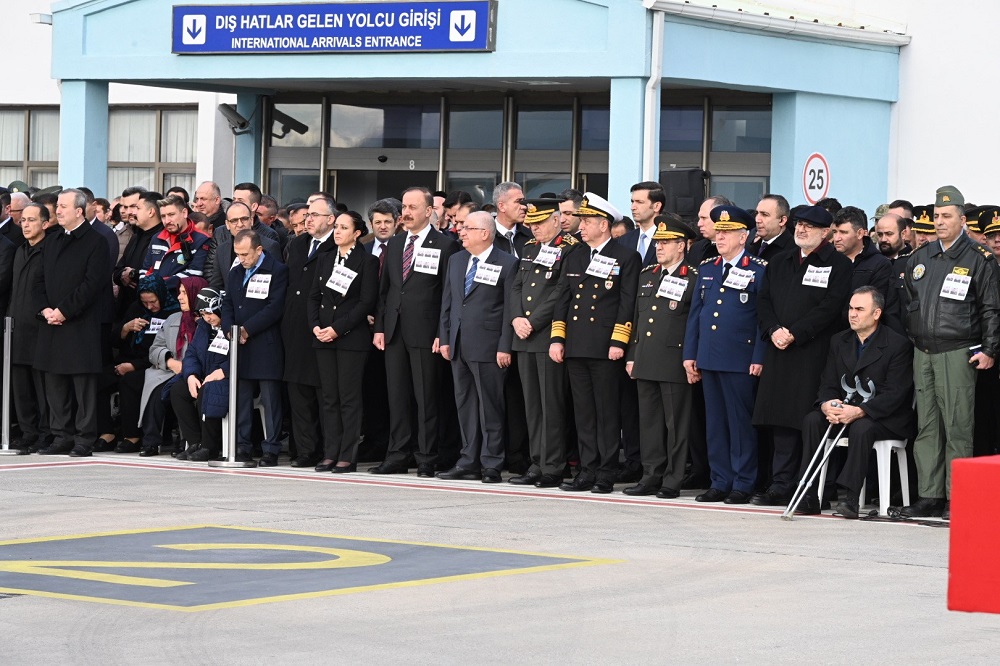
left=377, top=155, right=388, bottom=163
left=271, top=108, right=309, bottom=136
left=218, top=104, right=251, bottom=133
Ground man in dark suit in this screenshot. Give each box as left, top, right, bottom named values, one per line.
left=687, top=195, right=732, bottom=266
left=282, top=196, right=337, bottom=467
left=748, top=194, right=793, bottom=261
left=492, top=182, right=530, bottom=258
left=371, top=187, right=460, bottom=476
left=795, top=286, right=916, bottom=517
left=221, top=229, right=288, bottom=467
left=35, top=189, right=112, bottom=457
left=507, top=199, right=584, bottom=487
left=624, top=217, right=698, bottom=497
left=437, top=210, right=519, bottom=482
left=0, top=191, right=27, bottom=246
left=550, top=193, right=640, bottom=494
left=209, top=203, right=281, bottom=291
left=113, top=187, right=160, bottom=318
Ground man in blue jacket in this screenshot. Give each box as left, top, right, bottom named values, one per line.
left=221, top=230, right=288, bottom=466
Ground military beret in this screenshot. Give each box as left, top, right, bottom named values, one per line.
left=935, top=185, right=965, bottom=208
left=791, top=205, right=834, bottom=228
left=710, top=205, right=754, bottom=231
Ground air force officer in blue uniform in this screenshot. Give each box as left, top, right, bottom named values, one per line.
left=683, top=206, right=767, bottom=504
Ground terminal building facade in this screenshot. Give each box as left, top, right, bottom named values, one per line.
left=2, top=0, right=993, bottom=216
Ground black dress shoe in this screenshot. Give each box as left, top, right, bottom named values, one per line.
left=69, top=446, right=92, bottom=457
left=482, top=469, right=502, bottom=484
left=235, top=450, right=257, bottom=466
left=290, top=456, right=315, bottom=468
left=834, top=501, right=860, bottom=519
left=794, top=496, right=821, bottom=515
left=436, top=466, right=481, bottom=480
left=559, top=475, right=594, bottom=492
left=369, top=462, right=408, bottom=475
left=656, top=487, right=680, bottom=499
left=900, top=497, right=945, bottom=518
left=416, top=464, right=435, bottom=478
left=616, top=465, right=642, bottom=484
left=331, top=463, right=355, bottom=474
left=138, top=447, right=159, bottom=457
left=92, top=437, right=118, bottom=453
left=942, top=500, right=951, bottom=521
left=623, top=483, right=659, bottom=496
left=696, top=488, right=729, bottom=502
left=315, top=460, right=336, bottom=472
left=591, top=479, right=614, bottom=494
left=750, top=488, right=792, bottom=506
left=724, top=489, right=752, bottom=505
left=508, top=472, right=541, bottom=485
left=258, top=453, right=279, bottom=467
left=115, top=439, right=142, bottom=454
left=38, top=442, right=74, bottom=455
left=534, top=474, right=562, bottom=488
left=188, top=447, right=213, bottom=462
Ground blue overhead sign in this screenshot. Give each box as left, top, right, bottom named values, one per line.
left=172, top=1, right=497, bottom=54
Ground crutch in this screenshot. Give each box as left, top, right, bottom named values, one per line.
left=781, top=375, right=856, bottom=518
left=781, top=377, right=875, bottom=520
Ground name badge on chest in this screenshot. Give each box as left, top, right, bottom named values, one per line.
left=723, top=267, right=754, bottom=290
left=245, top=273, right=271, bottom=299
left=656, top=275, right=688, bottom=301
left=326, top=264, right=358, bottom=296
left=940, top=273, right=971, bottom=300
left=586, top=254, right=616, bottom=279
left=534, top=245, right=561, bottom=268
left=208, top=330, right=230, bottom=355
left=473, top=261, right=503, bottom=286
left=413, top=247, right=441, bottom=275
left=802, top=265, right=832, bottom=288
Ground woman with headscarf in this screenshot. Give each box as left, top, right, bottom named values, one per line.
left=139, top=276, right=208, bottom=459
left=113, top=275, right=180, bottom=456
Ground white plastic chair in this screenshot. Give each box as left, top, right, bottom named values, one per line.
left=818, top=438, right=910, bottom=516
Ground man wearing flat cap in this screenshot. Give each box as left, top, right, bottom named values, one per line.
left=752, top=205, right=853, bottom=508
left=683, top=206, right=768, bottom=504
left=624, top=216, right=699, bottom=497
left=506, top=199, right=585, bottom=487
left=550, top=193, right=640, bottom=494
left=901, top=186, right=1000, bottom=519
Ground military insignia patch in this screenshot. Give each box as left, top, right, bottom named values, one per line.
left=669, top=300, right=678, bottom=310
left=953, top=266, right=970, bottom=276
left=605, top=280, right=613, bottom=290
left=913, top=264, right=926, bottom=280
left=545, top=271, right=553, bottom=279
left=740, top=293, right=749, bottom=304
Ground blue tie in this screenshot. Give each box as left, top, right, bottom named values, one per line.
left=464, top=257, right=479, bottom=296
left=638, top=234, right=647, bottom=258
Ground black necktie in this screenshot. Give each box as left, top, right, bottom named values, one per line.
left=722, top=263, right=732, bottom=281
left=308, top=238, right=320, bottom=258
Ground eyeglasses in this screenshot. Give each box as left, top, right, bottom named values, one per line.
left=227, top=216, right=252, bottom=225
left=306, top=212, right=332, bottom=219
left=462, top=226, right=490, bottom=232
left=9, top=209, right=24, bottom=213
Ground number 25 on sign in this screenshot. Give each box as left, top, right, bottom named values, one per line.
left=802, top=152, right=830, bottom=205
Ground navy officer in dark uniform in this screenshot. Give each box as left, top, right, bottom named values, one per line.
left=550, top=193, right=640, bottom=494
left=624, top=216, right=698, bottom=497
left=683, top=206, right=767, bottom=504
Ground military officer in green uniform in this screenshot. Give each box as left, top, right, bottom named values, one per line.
left=507, top=198, right=584, bottom=487
left=901, top=186, right=1000, bottom=519
left=623, top=216, right=698, bottom=497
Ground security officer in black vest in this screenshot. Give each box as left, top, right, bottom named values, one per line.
left=624, top=216, right=698, bottom=497
left=507, top=198, right=584, bottom=487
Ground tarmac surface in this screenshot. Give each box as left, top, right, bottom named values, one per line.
left=0, top=454, right=996, bottom=664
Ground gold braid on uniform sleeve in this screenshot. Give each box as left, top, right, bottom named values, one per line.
left=551, top=320, right=567, bottom=341
left=611, top=322, right=632, bottom=344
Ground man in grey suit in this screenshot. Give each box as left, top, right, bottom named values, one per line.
left=437, top=211, right=518, bottom=483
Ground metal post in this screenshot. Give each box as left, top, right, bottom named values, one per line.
left=208, top=325, right=254, bottom=467
left=0, top=316, right=24, bottom=455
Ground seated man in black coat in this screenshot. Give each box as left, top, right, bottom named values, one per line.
left=795, top=285, right=916, bottom=517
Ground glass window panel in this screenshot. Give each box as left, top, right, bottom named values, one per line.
left=329, top=104, right=439, bottom=149
left=108, top=167, right=155, bottom=197
left=0, top=167, right=23, bottom=186
left=28, top=110, right=59, bottom=162
left=514, top=172, right=571, bottom=199
left=269, top=169, right=320, bottom=208
left=580, top=106, right=609, bottom=151
left=516, top=107, right=572, bottom=150
left=333, top=169, right=436, bottom=213
left=270, top=104, right=322, bottom=148
left=0, top=110, right=26, bottom=161
left=29, top=170, right=59, bottom=189
left=660, top=106, right=703, bottom=153
left=709, top=176, right=769, bottom=210
left=445, top=172, right=499, bottom=205
left=448, top=106, right=502, bottom=150
left=160, top=110, right=197, bottom=163
left=163, top=172, right=196, bottom=195
left=108, top=110, right=157, bottom=162
left=711, top=107, right=772, bottom=153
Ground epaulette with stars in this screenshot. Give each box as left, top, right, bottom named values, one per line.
left=525, top=238, right=538, bottom=245
left=556, top=233, right=578, bottom=246
left=748, top=255, right=767, bottom=267
left=974, top=243, right=993, bottom=260
left=640, top=264, right=657, bottom=273
left=699, top=257, right=716, bottom=266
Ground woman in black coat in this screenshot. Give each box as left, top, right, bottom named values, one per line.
left=308, top=211, right=379, bottom=472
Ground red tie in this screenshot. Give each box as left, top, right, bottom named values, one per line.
left=401, top=235, right=417, bottom=281
left=378, top=242, right=387, bottom=278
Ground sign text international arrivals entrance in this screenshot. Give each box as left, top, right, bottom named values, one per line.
left=172, top=1, right=497, bottom=54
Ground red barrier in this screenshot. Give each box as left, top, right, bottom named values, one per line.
left=948, top=455, right=1000, bottom=614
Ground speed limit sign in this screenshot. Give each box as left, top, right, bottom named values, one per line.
left=802, top=153, right=830, bottom=204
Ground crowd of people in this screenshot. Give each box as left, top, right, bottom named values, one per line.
left=2, top=176, right=998, bottom=522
